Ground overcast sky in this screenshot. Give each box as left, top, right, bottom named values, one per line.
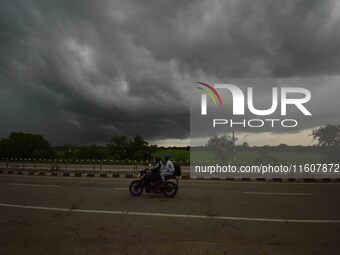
left=0, top=0, right=340, bottom=146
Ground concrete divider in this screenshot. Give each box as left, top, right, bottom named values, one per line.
left=1, top=162, right=339, bottom=182
left=1, top=168, right=340, bottom=182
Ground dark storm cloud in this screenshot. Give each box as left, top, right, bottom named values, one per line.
left=0, top=0, right=339, bottom=145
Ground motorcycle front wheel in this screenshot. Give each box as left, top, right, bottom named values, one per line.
left=162, top=181, right=178, bottom=198
left=129, top=180, right=144, bottom=197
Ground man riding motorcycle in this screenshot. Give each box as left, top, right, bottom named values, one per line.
left=129, top=155, right=179, bottom=197
left=145, top=156, right=163, bottom=191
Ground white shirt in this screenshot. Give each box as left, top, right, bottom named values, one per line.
left=164, top=160, right=175, bottom=173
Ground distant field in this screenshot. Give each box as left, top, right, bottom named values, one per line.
left=153, top=149, right=190, bottom=162
left=155, top=149, right=325, bottom=164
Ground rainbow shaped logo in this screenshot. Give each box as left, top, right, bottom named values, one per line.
left=196, top=82, right=223, bottom=107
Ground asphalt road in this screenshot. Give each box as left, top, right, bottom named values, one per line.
left=0, top=175, right=340, bottom=255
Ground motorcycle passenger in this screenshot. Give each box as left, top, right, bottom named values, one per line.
left=160, top=155, right=174, bottom=184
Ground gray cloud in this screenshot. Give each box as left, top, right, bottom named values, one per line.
left=0, top=0, right=339, bottom=145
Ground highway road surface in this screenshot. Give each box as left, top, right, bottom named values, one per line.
left=0, top=175, right=340, bottom=255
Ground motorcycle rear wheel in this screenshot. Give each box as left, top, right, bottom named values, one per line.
left=162, top=181, right=178, bottom=198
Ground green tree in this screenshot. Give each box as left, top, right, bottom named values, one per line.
left=108, top=134, right=129, bottom=159
left=242, top=142, right=249, bottom=148
left=0, top=132, right=53, bottom=159
left=206, top=135, right=235, bottom=162
left=62, top=144, right=76, bottom=160
left=107, top=134, right=153, bottom=161
left=312, top=124, right=340, bottom=147
left=76, top=144, right=104, bottom=160
left=312, top=124, right=340, bottom=162
left=129, top=135, right=152, bottom=161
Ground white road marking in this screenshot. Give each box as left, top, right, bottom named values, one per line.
left=9, top=183, right=60, bottom=188
left=243, top=191, right=313, bottom=196
left=0, top=202, right=339, bottom=223
left=113, top=188, right=128, bottom=190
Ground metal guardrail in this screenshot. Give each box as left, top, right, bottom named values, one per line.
left=0, top=161, right=190, bottom=173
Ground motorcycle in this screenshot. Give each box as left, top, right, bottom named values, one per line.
left=129, top=169, right=178, bottom=198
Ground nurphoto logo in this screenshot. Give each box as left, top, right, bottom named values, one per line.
left=197, top=82, right=312, bottom=129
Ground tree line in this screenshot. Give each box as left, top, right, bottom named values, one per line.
left=0, top=133, right=156, bottom=161
left=204, top=124, right=340, bottom=162
left=0, top=124, right=339, bottom=161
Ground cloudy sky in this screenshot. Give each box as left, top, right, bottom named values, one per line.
left=0, top=0, right=339, bottom=146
